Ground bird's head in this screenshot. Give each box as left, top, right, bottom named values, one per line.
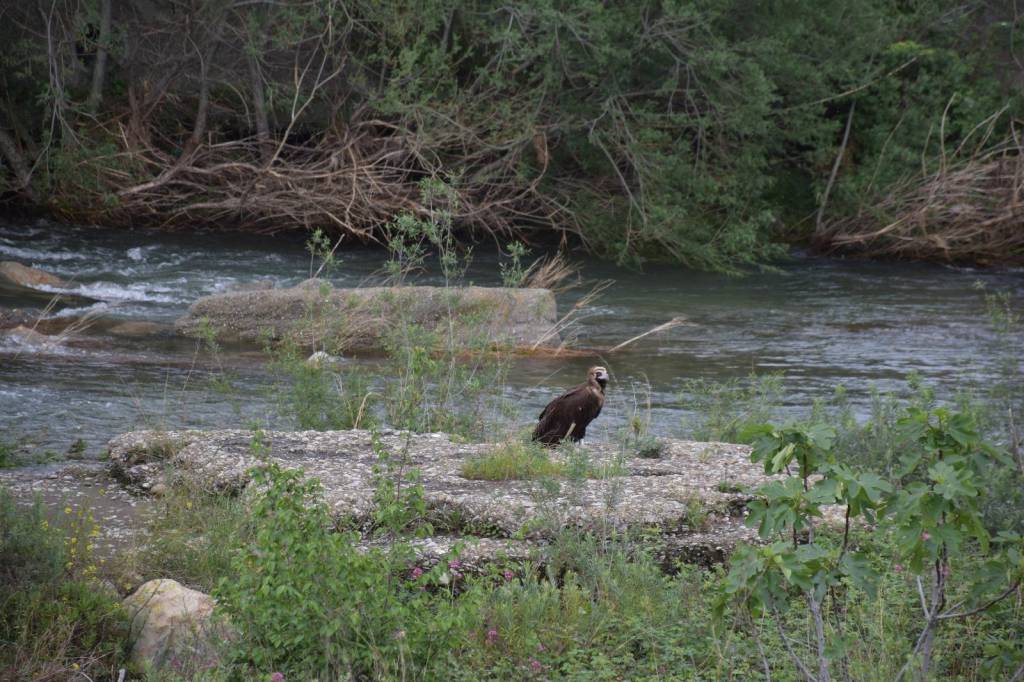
left=588, top=366, right=609, bottom=389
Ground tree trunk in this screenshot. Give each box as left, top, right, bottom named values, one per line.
left=87, top=0, right=113, bottom=113
left=247, top=50, right=271, bottom=162
left=0, top=126, right=40, bottom=203
left=184, top=38, right=219, bottom=156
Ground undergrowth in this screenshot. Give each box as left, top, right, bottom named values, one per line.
left=0, top=489, right=126, bottom=680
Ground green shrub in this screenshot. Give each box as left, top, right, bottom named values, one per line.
left=678, top=373, right=785, bottom=442
left=268, top=340, right=378, bottom=431
left=214, top=463, right=470, bottom=678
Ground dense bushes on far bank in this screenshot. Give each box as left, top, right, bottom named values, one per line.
left=0, top=1, right=1021, bottom=269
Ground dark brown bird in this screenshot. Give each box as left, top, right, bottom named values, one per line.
left=532, top=366, right=609, bottom=445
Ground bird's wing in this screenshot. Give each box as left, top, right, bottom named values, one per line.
left=538, top=383, right=587, bottom=420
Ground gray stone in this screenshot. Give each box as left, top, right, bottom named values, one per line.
left=107, top=321, right=169, bottom=338
left=109, top=429, right=783, bottom=566
left=0, top=260, right=66, bottom=289
left=174, top=282, right=561, bottom=350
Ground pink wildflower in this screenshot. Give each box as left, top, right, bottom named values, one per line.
left=537, top=642, right=546, bottom=652
left=411, top=566, right=424, bottom=579
left=449, top=559, right=462, bottom=570
left=503, top=569, right=514, bottom=581
left=270, top=673, right=285, bottom=682
left=893, top=563, right=903, bottom=573
left=921, top=532, right=931, bottom=541
left=486, top=628, right=499, bottom=644
left=530, top=658, right=543, bottom=672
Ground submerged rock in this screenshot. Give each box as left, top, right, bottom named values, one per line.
left=0, top=260, right=67, bottom=289
left=0, top=307, right=34, bottom=330
left=108, top=429, right=779, bottom=567
left=124, top=579, right=231, bottom=673
left=174, top=281, right=560, bottom=351
left=4, top=324, right=55, bottom=347
left=107, top=320, right=169, bottom=338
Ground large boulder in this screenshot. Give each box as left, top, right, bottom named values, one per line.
left=0, top=261, right=66, bottom=289
left=109, top=429, right=778, bottom=567
left=123, top=579, right=230, bottom=673
left=174, top=280, right=560, bottom=351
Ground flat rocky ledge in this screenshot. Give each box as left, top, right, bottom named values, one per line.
left=108, top=428, right=782, bottom=567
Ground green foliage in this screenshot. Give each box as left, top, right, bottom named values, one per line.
left=0, top=489, right=126, bottom=679
left=129, top=478, right=251, bottom=593
left=462, top=440, right=566, bottom=481
left=213, top=462, right=469, bottom=678
left=678, top=373, right=785, bottom=442
left=5, top=0, right=1018, bottom=268
left=0, top=440, right=15, bottom=469
left=499, top=241, right=531, bottom=287
left=722, top=406, right=1024, bottom=680
left=370, top=432, right=432, bottom=537
left=268, top=340, right=377, bottom=431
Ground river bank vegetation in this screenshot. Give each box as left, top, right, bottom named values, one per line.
left=1, top=1, right=1023, bottom=268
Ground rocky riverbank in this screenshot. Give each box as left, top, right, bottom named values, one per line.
left=108, top=427, right=776, bottom=569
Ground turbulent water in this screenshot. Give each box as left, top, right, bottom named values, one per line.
left=1, top=217, right=1021, bottom=458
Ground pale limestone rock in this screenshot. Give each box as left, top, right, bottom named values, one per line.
left=174, top=282, right=560, bottom=350
left=0, top=260, right=66, bottom=289
left=123, top=579, right=228, bottom=672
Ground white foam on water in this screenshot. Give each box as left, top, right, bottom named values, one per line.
left=0, top=334, right=82, bottom=357
left=0, top=244, right=87, bottom=262
left=34, top=281, right=181, bottom=304
left=46, top=301, right=111, bottom=319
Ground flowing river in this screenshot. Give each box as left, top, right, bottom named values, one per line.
left=1, top=217, right=1021, bottom=459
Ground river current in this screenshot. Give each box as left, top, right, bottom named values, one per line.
left=1, top=218, right=1021, bottom=458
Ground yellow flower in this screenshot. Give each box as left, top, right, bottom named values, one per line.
left=64, top=506, right=72, bottom=515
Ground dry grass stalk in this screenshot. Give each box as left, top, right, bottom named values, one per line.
left=605, top=316, right=691, bottom=354
left=530, top=279, right=613, bottom=351
left=815, top=133, right=1024, bottom=264
left=523, top=252, right=579, bottom=293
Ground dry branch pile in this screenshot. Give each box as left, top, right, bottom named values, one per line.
left=815, top=137, right=1024, bottom=265
left=69, top=115, right=568, bottom=241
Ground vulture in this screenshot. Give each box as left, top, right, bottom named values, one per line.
left=532, top=366, right=609, bottom=445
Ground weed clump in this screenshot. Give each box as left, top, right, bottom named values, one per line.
left=0, top=489, right=126, bottom=679
left=462, top=440, right=566, bottom=481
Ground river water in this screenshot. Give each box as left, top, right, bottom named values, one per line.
left=1, top=217, right=1021, bottom=458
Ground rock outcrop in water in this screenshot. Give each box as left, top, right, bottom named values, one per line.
left=173, top=280, right=560, bottom=350
left=0, top=260, right=67, bottom=289
left=109, top=429, right=780, bottom=569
